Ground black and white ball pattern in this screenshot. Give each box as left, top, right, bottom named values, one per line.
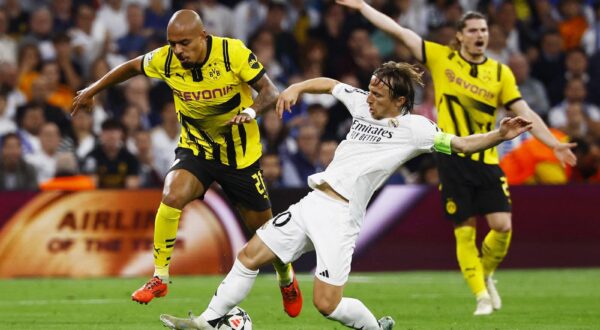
left=216, top=306, right=252, bottom=330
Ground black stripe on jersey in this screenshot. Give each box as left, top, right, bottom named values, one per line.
left=448, top=52, right=456, bottom=60
left=223, top=128, right=237, bottom=168
left=191, top=67, right=203, bottom=82
left=496, top=62, right=502, bottom=82
left=198, top=129, right=221, bottom=164
left=223, top=40, right=231, bottom=71
left=165, top=48, right=173, bottom=78
left=179, top=115, right=206, bottom=158
left=239, top=122, right=247, bottom=155
left=421, top=40, right=427, bottom=64
left=504, top=97, right=522, bottom=110
left=247, top=68, right=266, bottom=86
left=140, top=54, right=147, bottom=76
left=208, top=93, right=241, bottom=115
left=444, top=95, right=463, bottom=137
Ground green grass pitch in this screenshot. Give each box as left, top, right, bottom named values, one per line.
left=1, top=269, right=599, bottom=329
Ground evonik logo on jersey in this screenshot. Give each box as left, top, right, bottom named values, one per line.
left=444, top=69, right=495, bottom=100
left=348, top=119, right=393, bottom=142
left=172, top=85, right=233, bottom=102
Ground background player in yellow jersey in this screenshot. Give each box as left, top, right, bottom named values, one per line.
left=337, top=0, right=577, bottom=315
left=71, top=10, right=302, bottom=317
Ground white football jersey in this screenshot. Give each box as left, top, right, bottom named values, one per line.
left=307, top=83, right=445, bottom=225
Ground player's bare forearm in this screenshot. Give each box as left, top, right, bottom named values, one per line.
left=72, top=57, right=142, bottom=116
left=275, top=78, right=339, bottom=118
left=250, top=74, right=279, bottom=115
left=451, top=116, right=533, bottom=154
left=337, top=0, right=423, bottom=61
left=87, top=57, right=142, bottom=95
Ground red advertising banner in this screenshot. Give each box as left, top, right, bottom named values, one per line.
left=0, top=190, right=247, bottom=278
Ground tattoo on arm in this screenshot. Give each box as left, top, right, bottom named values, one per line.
left=250, top=75, right=279, bottom=115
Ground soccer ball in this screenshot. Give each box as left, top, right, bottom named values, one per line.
left=216, top=306, right=252, bottom=330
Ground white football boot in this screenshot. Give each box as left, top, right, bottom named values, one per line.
left=160, top=312, right=214, bottom=330
left=473, top=294, right=494, bottom=316
left=485, top=276, right=502, bottom=310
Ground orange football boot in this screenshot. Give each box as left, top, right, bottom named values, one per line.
left=131, top=276, right=168, bottom=304
left=280, top=275, right=302, bottom=317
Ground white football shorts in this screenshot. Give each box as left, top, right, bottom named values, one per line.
left=256, top=190, right=360, bottom=286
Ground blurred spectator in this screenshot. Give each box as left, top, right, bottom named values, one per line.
left=51, top=0, right=75, bottom=33
left=39, top=151, right=96, bottom=191
left=316, top=138, right=338, bottom=172
left=259, top=109, right=293, bottom=155
left=548, top=78, right=600, bottom=134
left=69, top=4, right=110, bottom=75
left=557, top=0, right=588, bottom=50
left=415, top=154, right=439, bottom=185
left=582, top=1, right=600, bottom=56
left=121, top=104, right=145, bottom=154
left=196, top=0, right=233, bottom=37
left=23, top=76, right=72, bottom=138
left=428, top=22, right=457, bottom=46
left=82, top=119, right=140, bottom=189
left=306, top=103, right=331, bottom=139
left=0, top=90, right=17, bottom=135
left=486, top=23, right=512, bottom=63
left=569, top=137, right=600, bottom=182
left=116, top=3, right=150, bottom=59
left=144, top=0, right=172, bottom=32
left=413, top=78, right=437, bottom=122
left=15, top=103, right=45, bottom=155
left=494, top=0, right=535, bottom=54
left=559, top=102, right=599, bottom=138
left=281, top=124, right=320, bottom=187
left=548, top=48, right=591, bottom=106
left=97, top=0, right=128, bottom=42
left=134, top=130, right=163, bottom=188
left=25, top=122, right=62, bottom=184
left=20, top=7, right=54, bottom=60
left=39, top=60, right=75, bottom=112
left=0, top=8, right=17, bottom=65
left=0, top=62, right=26, bottom=118
left=508, top=53, right=550, bottom=118
left=260, top=152, right=284, bottom=189
left=250, top=29, right=286, bottom=88
left=71, top=110, right=95, bottom=159
left=0, top=132, right=37, bottom=191
left=52, top=33, right=83, bottom=92
left=151, top=102, right=179, bottom=178
left=232, top=0, right=269, bottom=43
left=286, top=0, right=321, bottom=45
left=261, top=1, right=300, bottom=76
left=309, top=2, right=351, bottom=79
left=4, top=0, right=29, bottom=36
left=17, top=43, right=42, bottom=100
left=120, top=76, right=152, bottom=125
left=531, top=30, right=565, bottom=92
left=500, top=129, right=571, bottom=185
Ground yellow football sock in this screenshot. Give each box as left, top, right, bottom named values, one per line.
left=153, top=202, right=182, bottom=280
left=454, top=226, right=487, bottom=296
left=481, top=229, right=512, bottom=277
left=273, top=259, right=293, bottom=286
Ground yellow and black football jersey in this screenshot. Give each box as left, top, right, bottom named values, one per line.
left=142, top=35, right=266, bottom=169
left=423, top=41, right=522, bottom=164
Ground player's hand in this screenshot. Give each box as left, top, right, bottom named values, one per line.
left=71, top=88, right=95, bottom=116
left=276, top=87, right=299, bottom=119
left=553, top=142, right=577, bottom=167
left=336, top=0, right=366, bottom=10
left=498, top=116, right=533, bottom=140
left=227, top=113, right=254, bottom=125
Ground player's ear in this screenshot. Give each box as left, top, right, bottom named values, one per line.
left=394, top=96, right=406, bottom=111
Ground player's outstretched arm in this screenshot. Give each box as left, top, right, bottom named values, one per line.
left=509, top=99, right=577, bottom=167
left=228, top=74, right=279, bottom=125
left=276, top=78, right=339, bottom=118
left=450, top=116, right=533, bottom=154
left=336, top=0, right=423, bottom=61
left=71, top=56, right=143, bottom=116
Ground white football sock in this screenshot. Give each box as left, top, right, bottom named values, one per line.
left=199, top=258, right=259, bottom=322
left=326, top=297, right=380, bottom=330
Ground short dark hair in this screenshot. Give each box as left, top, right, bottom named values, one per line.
left=372, top=61, right=424, bottom=114
left=101, top=118, right=125, bottom=132
left=1, top=132, right=20, bottom=148
left=456, top=11, right=487, bottom=31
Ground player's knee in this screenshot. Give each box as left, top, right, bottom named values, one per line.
left=313, top=294, right=339, bottom=316
left=491, top=222, right=512, bottom=233
left=161, top=189, right=190, bottom=209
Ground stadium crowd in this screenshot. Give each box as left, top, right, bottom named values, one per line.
left=0, top=0, right=599, bottom=191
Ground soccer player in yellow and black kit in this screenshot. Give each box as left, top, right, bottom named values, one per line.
left=337, top=0, right=577, bottom=315
left=71, top=10, right=303, bottom=317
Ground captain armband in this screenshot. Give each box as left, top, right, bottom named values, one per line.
left=433, top=132, right=454, bottom=155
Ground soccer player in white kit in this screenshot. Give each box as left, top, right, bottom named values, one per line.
left=159, top=62, right=533, bottom=330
